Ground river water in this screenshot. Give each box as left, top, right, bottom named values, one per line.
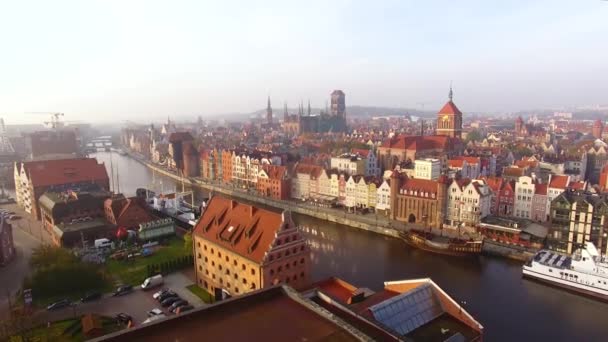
left=92, top=152, right=608, bottom=341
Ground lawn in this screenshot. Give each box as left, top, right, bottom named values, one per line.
left=186, top=284, right=214, bottom=304
left=12, top=316, right=123, bottom=342
left=105, top=237, right=192, bottom=286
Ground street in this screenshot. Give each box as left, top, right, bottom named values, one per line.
left=0, top=203, right=50, bottom=320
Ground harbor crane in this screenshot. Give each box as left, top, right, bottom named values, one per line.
left=25, top=112, right=65, bottom=129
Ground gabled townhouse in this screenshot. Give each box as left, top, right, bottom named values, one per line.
left=446, top=178, right=491, bottom=227
left=547, top=174, right=570, bottom=215
left=450, top=156, right=481, bottom=179
left=531, top=183, right=548, bottom=222
left=376, top=179, right=391, bottom=216
left=514, top=176, right=535, bottom=219
left=291, top=163, right=322, bottom=200
left=352, top=148, right=380, bottom=177
left=344, top=175, right=359, bottom=211
left=256, top=164, right=290, bottom=200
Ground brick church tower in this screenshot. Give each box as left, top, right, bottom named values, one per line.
left=436, top=86, right=463, bottom=139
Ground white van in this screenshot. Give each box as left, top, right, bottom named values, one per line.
left=141, top=274, right=164, bottom=290
left=94, top=238, right=114, bottom=250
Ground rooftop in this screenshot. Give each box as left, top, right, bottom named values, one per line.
left=95, top=286, right=369, bottom=342
left=20, top=158, right=109, bottom=188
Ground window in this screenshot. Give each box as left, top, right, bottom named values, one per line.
left=211, top=248, right=214, bottom=255
left=219, top=265, right=223, bottom=271
left=234, top=273, right=238, bottom=279
left=234, top=260, right=237, bottom=266
left=212, top=261, right=215, bottom=266
left=220, top=278, right=223, bottom=284
left=205, top=269, right=209, bottom=275
left=300, top=272, right=305, bottom=278
left=226, top=269, right=230, bottom=275
left=293, top=261, right=297, bottom=267
left=235, top=287, right=239, bottom=294
left=197, top=242, right=201, bottom=248
left=227, top=283, right=231, bottom=289
left=243, top=278, right=247, bottom=284
left=198, top=265, right=202, bottom=271
left=226, top=256, right=229, bottom=262
left=300, top=258, right=305, bottom=264
left=278, top=266, right=282, bottom=272
left=251, top=268, right=256, bottom=275
left=242, top=264, right=246, bottom=271
left=197, top=253, right=201, bottom=259
left=270, top=269, right=275, bottom=276
left=204, top=257, right=208, bottom=262
left=218, top=252, right=222, bottom=258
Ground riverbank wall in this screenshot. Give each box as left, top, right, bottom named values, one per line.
left=128, top=153, right=534, bottom=262
left=129, top=154, right=400, bottom=238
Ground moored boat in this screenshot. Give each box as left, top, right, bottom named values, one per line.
left=522, top=242, right=608, bottom=301
left=399, top=229, right=483, bottom=257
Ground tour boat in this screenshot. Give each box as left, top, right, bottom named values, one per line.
left=522, top=242, right=608, bottom=300
left=399, top=229, right=483, bottom=257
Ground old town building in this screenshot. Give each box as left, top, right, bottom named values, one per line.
left=14, top=158, right=110, bottom=220
left=39, top=187, right=111, bottom=233
left=378, top=135, right=459, bottom=171
left=256, top=164, right=290, bottom=200
left=514, top=176, right=536, bottom=219
left=390, top=172, right=447, bottom=229
left=193, top=196, right=311, bottom=297
left=548, top=191, right=608, bottom=254
left=436, top=86, right=463, bottom=139
left=414, top=158, right=441, bottom=180
left=445, top=178, right=491, bottom=227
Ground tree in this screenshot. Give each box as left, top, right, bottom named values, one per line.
left=465, top=129, right=484, bottom=143
left=183, top=233, right=193, bottom=253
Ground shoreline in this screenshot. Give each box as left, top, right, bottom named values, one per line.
left=121, top=151, right=531, bottom=262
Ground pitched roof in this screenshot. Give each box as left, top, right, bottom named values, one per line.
left=295, top=163, right=323, bottom=178
left=351, top=148, right=370, bottom=158
left=549, top=175, right=569, bottom=189
left=448, top=159, right=464, bottom=168
left=502, top=167, right=525, bottom=177
left=380, top=135, right=451, bottom=150
left=331, top=90, right=345, bottom=96
left=22, top=158, right=109, bottom=188
left=437, top=101, right=462, bottom=115
left=456, top=156, right=480, bottom=165
left=535, top=183, right=548, bottom=195
left=193, top=196, right=285, bottom=264
left=262, top=164, right=287, bottom=180
left=105, top=196, right=155, bottom=228
left=400, top=177, right=439, bottom=194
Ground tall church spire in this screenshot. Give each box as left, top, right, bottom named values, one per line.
left=448, top=82, right=453, bottom=102
left=266, top=96, right=273, bottom=125
left=283, top=102, right=288, bottom=121
left=307, top=99, right=311, bottom=116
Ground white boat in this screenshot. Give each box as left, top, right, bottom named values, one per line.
left=522, top=242, right=608, bottom=300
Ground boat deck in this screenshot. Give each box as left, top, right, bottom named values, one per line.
left=534, top=250, right=571, bottom=269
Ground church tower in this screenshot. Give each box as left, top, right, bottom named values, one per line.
left=436, top=85, right=463, bottom=139
left=266, top=96, right=273, bottom=125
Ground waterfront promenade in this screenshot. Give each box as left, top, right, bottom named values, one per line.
left=123, top=150, right=483, bottom=240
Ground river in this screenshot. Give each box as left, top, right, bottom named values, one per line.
left=92, top=151, right=608, bottom=342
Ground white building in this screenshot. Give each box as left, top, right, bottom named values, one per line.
left=446, top=179, right=491, bottom=227
left=291, top=164, right=322, bottom=200
left=376, top=179, right=391, bottom=215
left=514, top=176, right=536, bottom=219
left=330, top=154, right=366, bottom=175
left=353, top=148, right=380, bottom=177
left=414, top=158, right=441, bottom=180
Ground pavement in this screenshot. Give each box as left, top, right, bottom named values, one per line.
left=0, top=203, right=50, bottom=320
left=31, top=272, right=206, bottom=326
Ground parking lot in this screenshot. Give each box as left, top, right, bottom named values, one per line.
left=37, top=272, right=207, bottom=326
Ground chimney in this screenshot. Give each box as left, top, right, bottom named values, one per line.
left=230, top=200, right=237, bottom=210
left=249, top=205, right=256, bottom=217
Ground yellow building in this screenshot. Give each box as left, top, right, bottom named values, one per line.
left=193, top=196, right=311, bottom=297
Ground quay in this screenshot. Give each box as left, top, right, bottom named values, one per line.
left=122, top=151, right=536, bottom=261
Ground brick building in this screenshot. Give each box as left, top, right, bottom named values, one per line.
left=39, top=188, right=111, bottom=233
left=389, top=172, right=447, bottom=229
left=193, top=196, right=311, bottom=298
left=256, top=164, right=290, bottom=200
left=104, top=195, right=156, bottom=229
left=14, top=158, right=109, bottom=220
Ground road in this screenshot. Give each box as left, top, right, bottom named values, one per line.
left=0, top=203, right=52, bottom=319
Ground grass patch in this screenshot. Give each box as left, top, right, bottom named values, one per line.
left=186, top=284, right=214, bottom=304
left=12, top=316, right=122, bottom=342
left=105, top=238, right=192, bottom=286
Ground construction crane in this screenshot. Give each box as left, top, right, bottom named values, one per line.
left=25, top=112, right=65, bottom=129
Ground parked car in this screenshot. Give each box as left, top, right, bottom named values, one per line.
left=175, top=305, right=194, bottom=314
left=147, top=308, right=164, bottom=317
left=80, top=292, right=102, bottom=302
left=112, top=284, right=133, bottom=296
left=47, top=299, right=71, bottom=311
left=157, top=291, right=177, bottom=302
left=115, top=313, right=132, bottom=324
left=152, top=288, right=170, bottom=300
left=169, top=299, right=188, bottom=311
left=161, top=296, right=181, bottom=307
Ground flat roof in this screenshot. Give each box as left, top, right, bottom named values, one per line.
left=95, top=286, right=370, bottom=342
left=55, top=218, right=109, bottom=234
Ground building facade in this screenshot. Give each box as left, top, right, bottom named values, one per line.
left=414, top=158, right=441, bottom=180
left=193, top=196, right=311, bottom=297
left=390, top=173, right=447, bottom=229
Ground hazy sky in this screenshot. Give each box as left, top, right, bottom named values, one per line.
left=1, top=0, right=607, bottom=124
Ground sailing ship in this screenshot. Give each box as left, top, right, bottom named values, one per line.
left=399, top=229, right=483, bottom=257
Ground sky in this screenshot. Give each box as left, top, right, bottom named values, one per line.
left=1, top=0, right=607, bottom=124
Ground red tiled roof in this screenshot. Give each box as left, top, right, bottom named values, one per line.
left=23, top=158, right=109, bottom=188
left=456, top=156, right=480, bottom=165
left=549, top=175, right=569, bottom=189
left=400, top=177, right=439, bottom=194
left=437, top=101, right=462, bottom=115
left=448, top=159, right=464, bottom=168
left=568, top=181, right=585, bottom=190
left=484, top=177, right=503, bottom=192
left=262, top=164, right=287, bottom=180
left=105, top=196, right=155, bottom=228
left=313, top=277, right=357, bottom=305
left=535, top=183, right=548, bottom=195
left=295, top=163, right=323, bottom=178
left=502, top=167, right=525, bottom=177
left=193, top=196, right=285, bottom=264
left=380, top=135, right=451, bottom=150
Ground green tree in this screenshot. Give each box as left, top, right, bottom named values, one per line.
left=465, top=129, right=484, bottom=143
left=183, top=233, right=193, bottom=252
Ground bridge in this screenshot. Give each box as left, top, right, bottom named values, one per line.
left=84, top=136, right=113, bottom=153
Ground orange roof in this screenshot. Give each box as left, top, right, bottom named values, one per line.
left=381, top=135, right=452, bottom=150
left=295, top=163, right=322, bottom=177
left=502, top=167, right=525, bottom=177
left=23, top=158, right=109, bottom=188
left=448, top=159, right=464, bottom=168
left=400, top=177, right=439, bottom=194
left=484, top=177, right=503, bottom=192
left=313, top=277, right=357, bottom=305
left=568, top=181, right=585, bottom=190
left=193, top=196, right=284, bottom=264
left=535, top=183, right=548, bottom=195
left=351, top=148, right=370, bottom=158
left=456, top=156, right=480, bottom=165
left=549, top=175, right=569, bottom=189
left=437, top=101, right=462, bottom=115
left=262, top=164, right=287, bottom=180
